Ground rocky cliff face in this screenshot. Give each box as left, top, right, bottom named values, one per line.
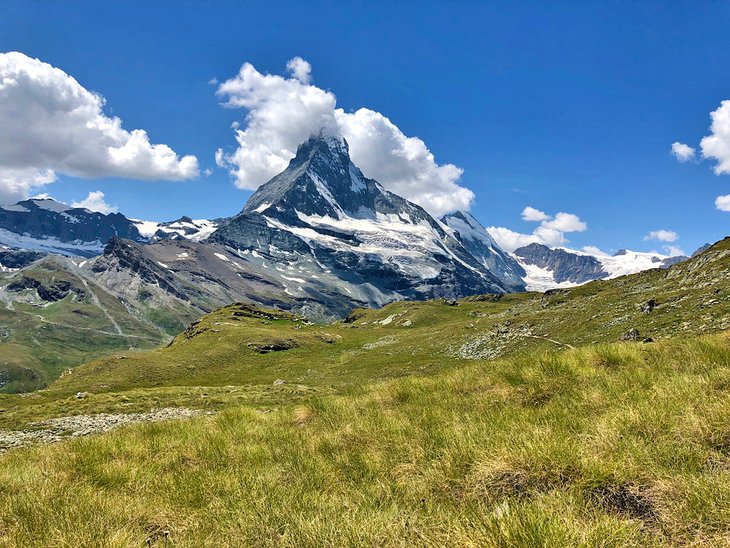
left=0, top=248, right=46, bottom=270
left=441, top=210, right=526, bottom=291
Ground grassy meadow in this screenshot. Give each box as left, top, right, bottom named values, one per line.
left=0, top=332, right=728, bottom=546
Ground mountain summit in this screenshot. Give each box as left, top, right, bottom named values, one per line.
left=211, top=134, right=511, bottom=305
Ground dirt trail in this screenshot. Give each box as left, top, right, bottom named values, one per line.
left=31, top=312, right=156, bottom=341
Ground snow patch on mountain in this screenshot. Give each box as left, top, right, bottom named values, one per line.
left=520, top=263, right=580, bottom=292
left=513, top=242, right=689, bottom=291
left=2, top=204, right=30, bottom=213
left=548, top=246, right=677, bottom=278
left=133, top=218, right=218, bottom=242
left=0, top=228, right=104, bottom=257
left=28, top=198, right=71, bottom=213
left=592, top=249, right=673, bottom=278
left=132, top=220, right=161, bottom=238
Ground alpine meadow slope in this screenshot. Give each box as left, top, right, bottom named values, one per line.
left=48, top=236, right=730, bottom=395
left=0, top=240, right=727, bottom=546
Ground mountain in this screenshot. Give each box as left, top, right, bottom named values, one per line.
left=0, top=254, right=167, bottom=392
left=210, top=135, right=509, bottom=305
left=692, top=243, right=712, bottom=257
left=0, top=198, right=146, bottom=256
left=514, top=243, right=690, bottom=291
left=132, top=216, right=219, bottom=242
left=441, top=210, right=526, bottom=290
left=0, top=197, right=221, bottom=261
left=514, top=243, right=609, bottom=289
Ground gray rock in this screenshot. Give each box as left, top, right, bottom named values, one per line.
left=639, top=299, right=656, bottom=314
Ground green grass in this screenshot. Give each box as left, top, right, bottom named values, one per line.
left=0, top=331, right=727, bottom=546
left=0, top=258, right=167, bottom=392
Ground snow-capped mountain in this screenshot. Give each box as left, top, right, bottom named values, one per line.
left=441, top=210, right=526, bottom=291
left=133, top=216, right=218, bottom=242
left=210, top=134, right=509, bottom=305
left=0, top=198, right=219, bottom=258
left=514, top=243, right=689, bottom=291
left=0, top=198, right=145, bottom=257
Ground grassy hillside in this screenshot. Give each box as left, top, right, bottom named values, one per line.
left=0, top=331, right=727, bottom=546
left=47, top=237, right=730, bottom=396
left=1, top=237, right=728, bottom=396
left=0, top=257, right=176, bottom=392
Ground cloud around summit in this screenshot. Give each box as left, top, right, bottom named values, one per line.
left=214, top=58, right=474, bottom=216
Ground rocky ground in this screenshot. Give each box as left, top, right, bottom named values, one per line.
left=0, top=407, right=209, bottom=452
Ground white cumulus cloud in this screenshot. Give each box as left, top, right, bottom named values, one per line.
left=487, top=206, right=588, bottom=252
left=582, top=245, right=608, bottom=256
left=670, top=142, right=695, bottom=162
left=541, top=212, right=587, bottom=232
left=701, top=100, right=730, bottom=174
left=0, top=168, right=56, bottom=205
left=71, top=190, right=117, bottom=214
left=0, top=51, right=198, bottom=204
left=286, top=57, right=312, bottom=85
left=215, top=58, right=473, bottom=216
left=716, top=194, right=730, bottom=212
left=521, top=206, right=549, bottom=222
left=644, top=229, right=678, bottom=243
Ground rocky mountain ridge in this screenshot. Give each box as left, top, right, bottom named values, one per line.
left=514, top=242, right=690, bottom=290
left=0, top=198, right=146, bottom=257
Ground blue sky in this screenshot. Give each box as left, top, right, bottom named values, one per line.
left=1, top=1, right=728, bottom=255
